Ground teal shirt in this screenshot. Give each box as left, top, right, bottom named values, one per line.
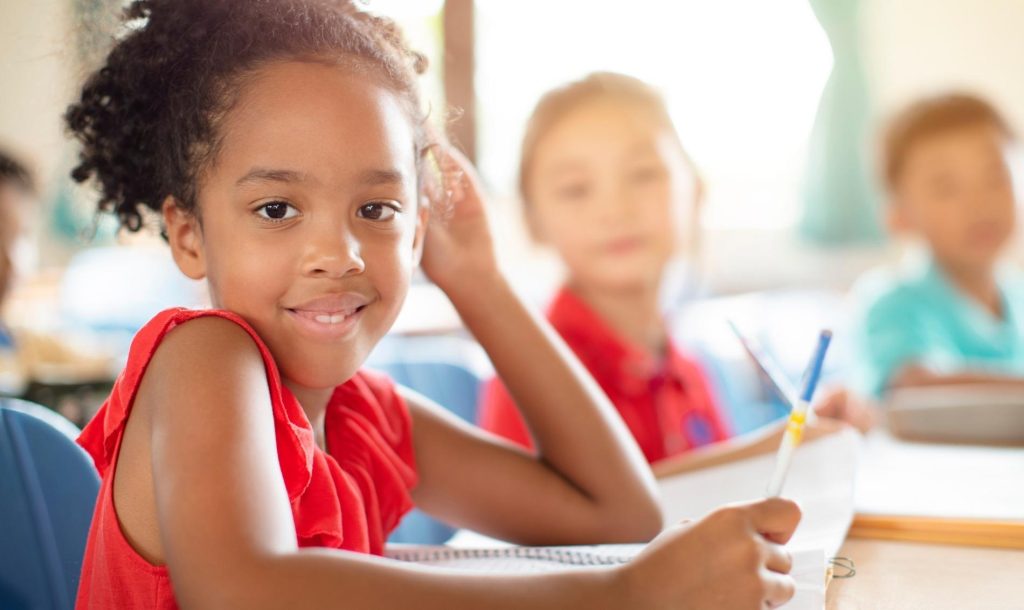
left=850, top=257, right=1024, bottom=398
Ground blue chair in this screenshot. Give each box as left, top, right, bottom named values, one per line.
left=367, top=335, right=488, bottom=545
left=0, top=399, right=99, bottom=610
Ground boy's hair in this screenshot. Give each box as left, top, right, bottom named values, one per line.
left=518, top=72, right=698, bottom=203
left=0, top=148, right=34, bottom=194
left=66, top=0, right=440, bottom=232
left=881, top=93, right=1014, bottom=191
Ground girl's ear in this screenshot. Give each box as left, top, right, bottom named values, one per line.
left=411, top=196, right=430, bottom=266
left=162, top=196, right=207, bottom=280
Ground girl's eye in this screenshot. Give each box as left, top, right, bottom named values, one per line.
left=631, top=166, right=664, bottom=183
left=357, top=201, right=399, bottom=221
left=256, top=201, right=299, bottom=221
left=555, top=183, right=590, bottom=201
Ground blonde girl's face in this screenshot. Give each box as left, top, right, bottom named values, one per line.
left=526, top=99, right=699, bottom=293
left=165, top=60, right=426, bottom=391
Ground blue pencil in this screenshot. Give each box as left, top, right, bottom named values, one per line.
left=766, top=329, right=832, bottom=497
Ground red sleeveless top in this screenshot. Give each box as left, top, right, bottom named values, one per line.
left=75, top=308, right=418, bottom=609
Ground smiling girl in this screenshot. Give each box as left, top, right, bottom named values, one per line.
left=67, top=2, right=802, bottom=608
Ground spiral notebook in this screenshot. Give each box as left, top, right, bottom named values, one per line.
left=386, top=543, right=829, bottom=609
left=385, top=543, right=640, bottom=572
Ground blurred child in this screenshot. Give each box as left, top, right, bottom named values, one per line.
left=480, top=73, right=869, bottom=469
left=64, top=3, right=803, bottom=609
left=851, top=93, right=1024, bottom=398
left=0, top=148, right=114, bottom=413
left=0, top=149, right=34, bottom=390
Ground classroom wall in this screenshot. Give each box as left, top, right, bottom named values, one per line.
left=0, top=0, right=73, bottom=201
left=863, top=0, right=1024, bottom=132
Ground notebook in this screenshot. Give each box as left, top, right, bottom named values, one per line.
left=387, top=543, right=828, bottom=609
left=657, top=427, right=861, bottom=558
left=428, top=428, right=862, bottom=610
left=850, top=429, right=1024, bottom=547
left=885, top=385, right=1024, bottom=445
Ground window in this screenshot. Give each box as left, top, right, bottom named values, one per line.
left=473, top=0, right=833, bottom=230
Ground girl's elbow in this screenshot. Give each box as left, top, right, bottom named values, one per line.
left=628, top=501, right=665, bottom=541
left=601, top=499, right=663, bottom=543
left=175, top=559, right=286, bottom=610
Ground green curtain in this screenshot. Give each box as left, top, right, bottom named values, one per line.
left=799, top=0, right=881, bottom=245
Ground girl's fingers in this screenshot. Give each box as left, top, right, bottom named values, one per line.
left=761, top=540, right=793, bottom=574
left=760, top=571, right=797, bottom=608
left=746, top=498, right=802, bottom=545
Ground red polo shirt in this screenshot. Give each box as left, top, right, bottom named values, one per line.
left=479, top=288, right=730, bottom=464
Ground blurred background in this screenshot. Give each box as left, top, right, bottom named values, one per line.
left=2, top=0, right=1023, bottom=432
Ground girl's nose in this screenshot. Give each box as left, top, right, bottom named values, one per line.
left=303, top=227, right=366, bottom=279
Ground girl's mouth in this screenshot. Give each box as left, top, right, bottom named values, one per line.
left=290, top=307, right=366, bottom=325
left=285, top=293, right=372, bottom=340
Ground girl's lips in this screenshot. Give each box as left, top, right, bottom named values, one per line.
left=284, top=293, right=373, bottom=341
left=286, top=305, right=366, bottom=341
left=604, top=236, right=645, bottom=255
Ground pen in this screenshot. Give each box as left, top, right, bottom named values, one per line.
left=766, top=329, right=832, bottom=497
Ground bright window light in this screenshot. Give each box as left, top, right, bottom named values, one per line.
left=475, top=0, right=834, bottom=230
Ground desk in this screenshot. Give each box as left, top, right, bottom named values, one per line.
left=827, top=538, right=1024, bottom=609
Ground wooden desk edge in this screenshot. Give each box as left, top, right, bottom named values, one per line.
left=849, top=513, right=1024, bottom=549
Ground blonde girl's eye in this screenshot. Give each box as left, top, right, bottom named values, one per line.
left=631, top=165, right=664, bottom=183
left=255, top=201, right=299, bottom=221
left=357, top=201, right=399, bottom=221
left=555, top=182, right=590, bottom=201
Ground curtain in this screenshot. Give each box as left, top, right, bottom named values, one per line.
left=798, top=0, right=882, bottom=245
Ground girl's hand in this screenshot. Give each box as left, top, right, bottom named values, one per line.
left=420, top=147, right=500, bottom=298
left=813, top=386, right=878, bottom=433
left=617, top=498, right=802, bottom=609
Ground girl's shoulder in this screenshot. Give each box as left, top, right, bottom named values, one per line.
left=78, top=308, right=281, bottom=476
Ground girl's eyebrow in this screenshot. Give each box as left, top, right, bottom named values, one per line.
left=235, top=167, right=307, bottom=187
left=234, top=167, right=406, bottom=187
left=359, top=168, right=406, bottom=186
left=542, top=160, right=589, bottom=181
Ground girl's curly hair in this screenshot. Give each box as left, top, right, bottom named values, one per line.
left=65, top=0, right=438, bottom=232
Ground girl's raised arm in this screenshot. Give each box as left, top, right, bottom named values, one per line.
left=408, top=151, right=661, bottom=544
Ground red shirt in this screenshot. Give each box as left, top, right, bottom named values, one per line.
left=479, top=288, right=730, bottom=464
left=75, top=308, right=417, bottom=610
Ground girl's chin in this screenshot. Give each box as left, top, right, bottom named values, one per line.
left=279, top=356, right=364, bottom=391
left=582, top=268, right=665, bottom=292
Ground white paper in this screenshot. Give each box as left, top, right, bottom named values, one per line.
left=434, top=429, right=856, bottom=610
left=854, top=429, right=1024, bottom=520
left=657, top=427, right=861, bottom=557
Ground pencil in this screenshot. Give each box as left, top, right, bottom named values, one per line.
left=766, top=329, right=832, bottom=497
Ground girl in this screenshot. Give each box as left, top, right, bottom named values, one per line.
left=480, top=73, right=871, bottom=474
left=67, top=2, right=801, bottom=608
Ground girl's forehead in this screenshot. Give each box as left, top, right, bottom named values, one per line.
left=539, top=103, right=669, bottom=154
left=211, top=60, right=418, bottom=186
left=534, top=110, right=675, bottom=175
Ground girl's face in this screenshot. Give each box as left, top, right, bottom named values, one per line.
left=526, top=99, right=698, bottom=293
left=165, top=60, right=426, bottom=391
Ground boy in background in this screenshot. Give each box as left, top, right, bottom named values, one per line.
left=851, top=93, right=1024, bottom=398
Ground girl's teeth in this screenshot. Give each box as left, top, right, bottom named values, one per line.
left=313, top=313, right=347, bottom=324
